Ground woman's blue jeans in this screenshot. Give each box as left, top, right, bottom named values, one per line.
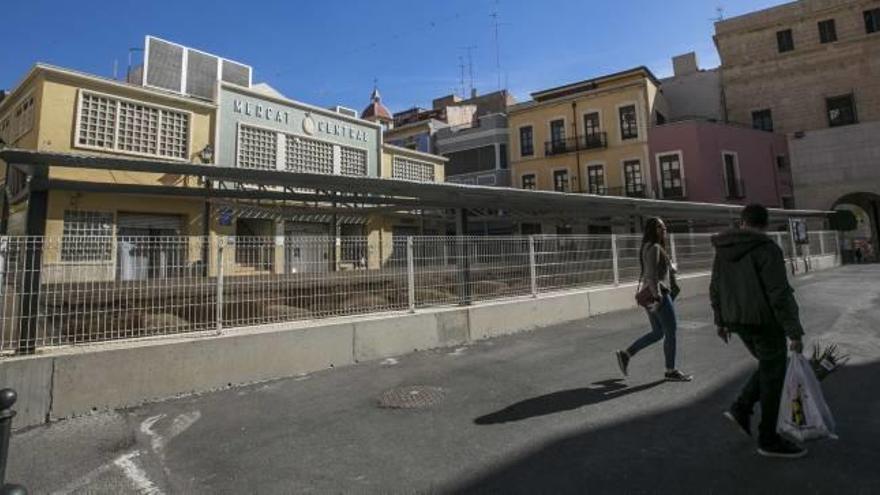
left=626, top=293, right=677, bottom=370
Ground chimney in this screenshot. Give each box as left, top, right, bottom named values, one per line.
left=672, top=52, right=699, bottom=76
left=470, top=88, right=478, bottom=99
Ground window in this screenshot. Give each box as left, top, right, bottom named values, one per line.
left=586, top=165, right=606, bottom=195
left=61, top=211, right=114, bottom=262
left=752, top=109, right=774, bottom=132
left=235, top=218, right=275, bottom=270
left=75, top=91, right=190, bottom=159
left=339, top=146, right=367, bottom=176
left=519, top=126, right=534, bottom=157
left=284, top=134, right=333, bottom=173
left=777, top=29, right=794, bottom=53
left=499, top=144, right=508, bottom=169
left=521, top=174, right=536, bottom=190
left=623, top=160, right=645, bottom=197
left=340, top=224, right=366, bottom=267
left=722, top=152, right=744, bottom=199
left=549, top=119, right=566, bottom=152
left=782, top=197, right=795, bottom=210
left=818, top=19, right=837, bottom=43
left=553, top=169, right=569, bottom=192
left=237, top=125, right=278, bottom=170
left=776, top=155, right=787, bottom=170
left=865, top=8, right=880, bottom=34
left=826, top=94, right=857, bottom=127
left=392, top=156, right=435, bottom=182
left=444, top=146, right=496, bottom=175
left=0, top=95, right=35, bottom=145
left=583, top=112, right=603, bottom=148
left=658, top=153, right=684, bottom=198
left=619, top=105, right=638, bottom=140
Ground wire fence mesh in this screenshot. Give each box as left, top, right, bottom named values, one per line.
left=0, top=231, right=840, bottom=352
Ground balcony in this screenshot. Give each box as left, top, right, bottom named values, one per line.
left=543, top=132, right=608, bottom=156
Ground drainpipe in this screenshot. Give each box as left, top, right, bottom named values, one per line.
left=571, top=101, right=582, bottom=193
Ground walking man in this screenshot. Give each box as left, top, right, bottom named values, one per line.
left=710, top=204, right=807, bottom=458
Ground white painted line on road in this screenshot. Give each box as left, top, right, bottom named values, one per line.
left=114, top=451, right=163, bottom=495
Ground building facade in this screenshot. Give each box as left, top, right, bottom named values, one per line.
left=649, top=119, right=792, bottom=207
left=0, top=39, right=446, bottom=281
left=509, top=67, right=666, bottom=201
left=715, top=0, right=880, bottom=253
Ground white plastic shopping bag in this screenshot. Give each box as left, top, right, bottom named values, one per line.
left=777, top=352, right=838, bottom=442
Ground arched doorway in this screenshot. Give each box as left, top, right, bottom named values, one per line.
left=833, top=192, right=880, bottom=263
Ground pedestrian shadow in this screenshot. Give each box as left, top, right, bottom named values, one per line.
left=474, top=378, right=666, bottom=425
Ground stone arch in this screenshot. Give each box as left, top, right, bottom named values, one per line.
left=832, top=192, right=880, bottom=263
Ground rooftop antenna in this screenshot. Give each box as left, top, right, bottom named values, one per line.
left=711, top=5, right=725, bottom=22
left=458, top=56, right=467, bottom=99
left=113, top=59, right=119, bottom=80
left=490, top=1, right=505, bottom=90
left=460, top=45, right=477, bottom=96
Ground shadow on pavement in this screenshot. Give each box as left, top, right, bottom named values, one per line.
left=454, top=361, right=880, bottom=494
left=475, top=379, right=667, bottom=425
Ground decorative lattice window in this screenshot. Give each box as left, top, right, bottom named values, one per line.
left=237, top=125, right=277, bottom=170
left=75, top=91, right=190, bottom=159
left=285, top=135, right=333, bottom=174
left=77, top=93, right=117, bottom=149
left=117, top=101, right=160, bottom=155
left=159, top=109, right=189, bottom=158
left=340, top=146, right=367, bottom=176
left=61, top=211, right=114, bottom=262
left=392, top=156, right=435, bottom=182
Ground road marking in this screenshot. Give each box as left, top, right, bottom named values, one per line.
left=114, top=451, right=163, bottom=495
left=381, top=358, right=399, bottom=366
left=449, top=347, right=468, bottom=356
left=53, top=463, right=115, bottom=494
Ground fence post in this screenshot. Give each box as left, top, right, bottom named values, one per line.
left=0, top=389, right=26, bottom=494
left=611, top=234, right=620, bottom=287
left=406, top=237, right=415, bottom=313
left=819, top=232, right=826, bottom=256
left=669, top=234, right=678, bottom=265
left=528, top=235, right=537, bottom=297
left=216, top=237, right=225, bottom=332
left=834, top=230, right=841, bottom=263
left=789, top=230, right=799, bottom=274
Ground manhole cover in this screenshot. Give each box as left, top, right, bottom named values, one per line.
left=378, top=386, right=445, bottom=409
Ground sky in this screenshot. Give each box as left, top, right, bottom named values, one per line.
left=1, top=0, right=790, bottom=114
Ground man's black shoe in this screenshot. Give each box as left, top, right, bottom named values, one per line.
left=615, top=350, right=630, bottom=377
left=723, top=408, right=751, bottom=437
left=757, top=439, right=808, bottom=459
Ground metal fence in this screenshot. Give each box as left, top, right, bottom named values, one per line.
left=0, top=231, right=840, bottom=353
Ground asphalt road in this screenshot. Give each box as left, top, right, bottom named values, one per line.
left=9, top=265, right=880, bottom=494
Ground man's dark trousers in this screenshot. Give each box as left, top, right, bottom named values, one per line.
left=731, top=325, right=788, bottom=446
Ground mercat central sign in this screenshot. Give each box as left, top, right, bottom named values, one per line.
left=232, top=99, right=369, bottom=142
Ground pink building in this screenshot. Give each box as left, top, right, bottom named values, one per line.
left=648, top=119, right=793, bottom=208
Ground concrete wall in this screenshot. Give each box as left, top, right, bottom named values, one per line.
left=660, top=69, right=723, bottom=121
left=1, top=252, right=840, bottom=430
left=648, top=120, right=791, bottom=206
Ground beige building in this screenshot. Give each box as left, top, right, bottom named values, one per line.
left=508, top=67, right=667, bottom=231
left=715, top=0, right=880, bottom=256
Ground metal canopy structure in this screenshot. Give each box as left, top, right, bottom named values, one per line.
left=1, top=148, right=833, bottom=223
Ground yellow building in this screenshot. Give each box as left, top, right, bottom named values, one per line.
left=508, top=67, right=667, bottom=223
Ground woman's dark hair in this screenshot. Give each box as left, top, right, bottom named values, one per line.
left=641, top=217, right=666, bottom=249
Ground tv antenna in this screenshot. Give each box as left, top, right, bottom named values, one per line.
left=458, top=56, right=467, bottom=98
left=490, top=1, right=509, bottom=89
left=460, top=45, right=477, bottom=96
left=711, top=5, right=725, bottom=22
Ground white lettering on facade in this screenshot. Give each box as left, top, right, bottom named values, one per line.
left=231, top=99, right=369, bottom=142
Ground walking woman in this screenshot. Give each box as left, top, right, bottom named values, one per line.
left=615, top=218, right=692, bottom=382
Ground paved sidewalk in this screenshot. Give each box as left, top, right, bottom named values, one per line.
left=9, top=265, right=880, bottom=494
